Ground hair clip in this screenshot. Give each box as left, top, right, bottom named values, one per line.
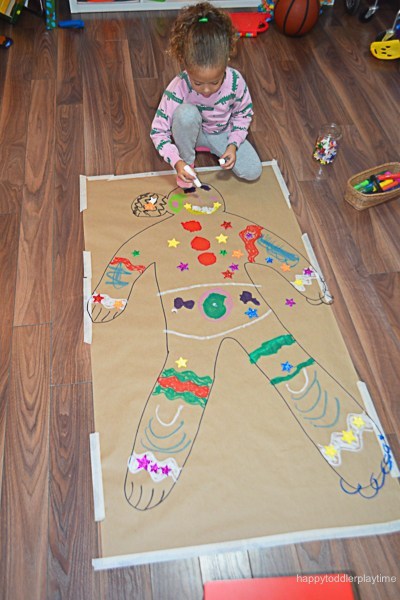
left=198, top=17, right=208, bottom=23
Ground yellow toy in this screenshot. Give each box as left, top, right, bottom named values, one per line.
left=370, top=10, right=400, bottom=60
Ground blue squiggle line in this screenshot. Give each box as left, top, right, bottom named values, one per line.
left=304, top=390, right=328, bottom=421
left=148, top=418, right=184, bottom=439
left=257, top=236, right=299, bottom=266
left=143, top=428, right=190, bottom=453
left=339, top=437, right=393, bottom=499
left=312, top=397, right=341, bottom=428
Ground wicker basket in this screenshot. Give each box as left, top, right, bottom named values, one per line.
left=344, top=162, right=400, bottom=210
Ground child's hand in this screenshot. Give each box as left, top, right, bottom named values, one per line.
left=220, top=145, right=237, bottom=170
left=175, top=160, right=196, bottom=184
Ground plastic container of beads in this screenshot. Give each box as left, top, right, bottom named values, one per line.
left=312, top=123, right=342, bottom=165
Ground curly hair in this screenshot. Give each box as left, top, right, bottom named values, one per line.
left=168, top=2, right=237, bottom=69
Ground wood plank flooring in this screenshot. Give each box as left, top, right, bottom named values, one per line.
left=0, top=2, right=399, bottom=598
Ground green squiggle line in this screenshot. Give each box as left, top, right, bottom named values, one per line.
left=152, top=385, right=207, bottom=408
left=161, top=368, right=213, bottom=387
left=249, top=335, right=295, bottom=364
left=271, top=358, right=315, bottom=385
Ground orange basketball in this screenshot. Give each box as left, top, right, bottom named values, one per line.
left=274, top=0, right=320, bottom=37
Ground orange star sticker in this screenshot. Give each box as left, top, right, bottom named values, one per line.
left=281, top=263, right=291, bottom=272
left=232, top=249, right=243, bottom=258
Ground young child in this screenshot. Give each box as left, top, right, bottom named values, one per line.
left=150, top=2, right=262, bottom=188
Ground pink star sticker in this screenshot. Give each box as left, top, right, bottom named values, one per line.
left=177, top=262, right=189, bottom=271
left=285, top=298, right=296, bottom=307
left=136, top=455, right=151, bottom=470
left=161, top=464, right=171, bottom=476
left=303, top=267, right=314, bottom=276
left=150, top=463, right=159, bottom=473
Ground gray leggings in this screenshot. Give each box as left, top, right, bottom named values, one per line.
left=171, top=103, right=262, bottom=181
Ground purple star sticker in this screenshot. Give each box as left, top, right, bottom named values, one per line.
left=229, top=263, right=239, bottom=271
left=303, top=267, right=314, bottom=276
left=285, top=298, right=296, bottom=307
left=281, top=361, right=293, bottom=372
left=161, top=464, right=172, bottom=476
left=136, top=455, right=151, bottom=470
left=150, top=463, right=159, bottom=473
left=245, top=308, right=258, bottom=319
left=245, top=232, right=254, bottom=239
left=177, top=262, right=189, bottom=271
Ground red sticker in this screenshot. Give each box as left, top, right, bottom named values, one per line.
left=191, top=236, right=211, bottom=251
left=198, top=252, right=217, bottom=266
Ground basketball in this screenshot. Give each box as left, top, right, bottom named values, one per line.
left=274, top=0, right=320, bottom=37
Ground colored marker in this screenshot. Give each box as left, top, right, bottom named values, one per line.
left=183, top=165, right=202, bottom=188
left=219, top=157, right=226, bottom=166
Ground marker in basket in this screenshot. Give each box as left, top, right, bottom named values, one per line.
left=183, top=165, right=202, bottom=188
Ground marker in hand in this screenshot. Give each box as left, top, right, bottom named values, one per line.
left=183, top=165, right=202, bottom=188
left=219, top=157, right=226, bottom=166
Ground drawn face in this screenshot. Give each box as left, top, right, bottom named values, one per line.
left=131, top=193, right=167, bottom=217
left=167, top=184, right=225, bottom=216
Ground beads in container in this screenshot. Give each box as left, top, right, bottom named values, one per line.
left=313, top=123, right=342, bottom=165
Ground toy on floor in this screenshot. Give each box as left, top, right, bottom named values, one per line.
left=0, top=35, right=13, bottom=48
left=370, top=9, right=400, bottom=59
left=229, top=12, right=270, bottom=38
left=274, top=0, right=320, bottom=36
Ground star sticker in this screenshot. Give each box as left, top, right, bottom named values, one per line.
left=352, top=416, right=366, bottom=429
left=136, top=455, right=151, bottom=470
left=281, top=361, right=293, bottom=372
left=281, top=263, right=291, bottom=272
left=324, top=445, right=338, bottom=458
left=222, top=269, right=233, bottom=279
left=132, top=250, right=140, bottom=257
left=92, top=293, right=104, bottom=303
left=184, top=203, right=192, bottom=210
left=341, top=430, right=357, bottom=444
left=175, top=356, right=188, bottom=369
left=150, top=463, right=159, bottom=473
left=161, top=465, right=172, bottom=476
left=232, top=249, right=243, bottom=259
left=266, top=257, right=273, bottom=263
left=221, top=221, right=232, bottom=229
left=113, top=300, right=125, bottom=310
left=213, top=202, right=222, bottom=210
left=245, top=232, right=254, bottom=239
left=285, top=298, right=296, bottom=307
left=219, top=249, right=228, bottom=255
left=177, top=262, right=189, bottom=271
left=294, top=278, right=303, bottom=286
left=216, top=233, right=228, bottom=244
left=229, top=263, right=239, bottom=271
left=168, top=238, right=180, bottom=248
left=303, top=267, right=314, bottom=276
left=245, top=308, right=258, bottom=319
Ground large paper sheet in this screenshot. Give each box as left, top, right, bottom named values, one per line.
left=83, top=165, right=400, bottom=569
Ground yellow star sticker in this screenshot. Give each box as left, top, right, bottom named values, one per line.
left=216, top=233, right=228, bottom=244
left=184, top=203, right=192, bottom=210
left=341, top=430, right=357, bottom=444
left=175, top=356, right=188, bottom=369
left=113, top=300, right=125, bottom=310
left=281, top=263, right=291, bottom=272
left=213, top=202, right=222, bottom=210
left=168, top=238, right=180, bottom=248
left=324, top=445, right=338, bottom=457
left=294, top=278, right=303, bottom=286
left=232, top=249, right=243, bottom=258
left=352, top=416, right=366, bottom=429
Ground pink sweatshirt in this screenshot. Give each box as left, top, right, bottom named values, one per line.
left=150, top=67, right=253, bottom=168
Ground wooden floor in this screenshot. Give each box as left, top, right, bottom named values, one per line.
left=0, top=1, right=399, bottom=598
